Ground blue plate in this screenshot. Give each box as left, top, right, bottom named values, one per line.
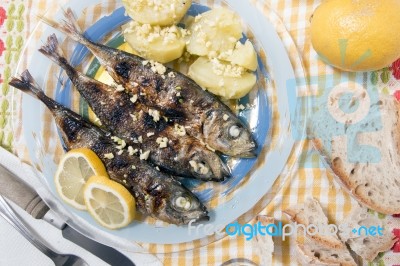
left=17, top=0, right=305, bottom=247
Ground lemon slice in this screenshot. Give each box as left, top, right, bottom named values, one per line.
left=54, top=148, right=108, bottom=210
left=83, top=175, right=136, bottom=229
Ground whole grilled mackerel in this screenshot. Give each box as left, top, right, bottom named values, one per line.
left=9, top=70, right=208, bottom=225
left=39, top=34, right=230, bottom=182
left=47, top=8, right=257, bottom=158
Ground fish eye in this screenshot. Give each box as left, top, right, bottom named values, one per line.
left=175, top=196, right=191, bottom=210
left=229, top=125, right=241, bottom=139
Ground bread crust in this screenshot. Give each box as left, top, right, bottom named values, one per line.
left=312, top=137, right=400, bottom=214
left=285, top=199, right=357, bottom=266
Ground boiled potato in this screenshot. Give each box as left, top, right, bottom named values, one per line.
left=229, top=40, right=258, bottom=71
left=122, top=21, right=187, bottom=63
left=186, top=8, right=242, bottom=57
left=188, top=57, right=257, bottom=99
left=122, top=0, right=191, bottom=26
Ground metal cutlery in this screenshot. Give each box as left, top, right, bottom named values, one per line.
left=0, top=195, right=88, bottom=266
left=0, top=154, right=135, bottom=266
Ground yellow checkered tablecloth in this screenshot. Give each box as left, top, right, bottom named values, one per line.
left=2, top=0, right=400, bottom=265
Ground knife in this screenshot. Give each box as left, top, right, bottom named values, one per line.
left=0, top=162, right=135, bottom=266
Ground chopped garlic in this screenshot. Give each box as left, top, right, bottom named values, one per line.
left=124, top=21, right=185, bottom=46
left=210, top=58, right=244, bottom=77
left=104, top=153, right=114, bottom=159
left=130, top=94, right=138, bottom=103
left=116, top=140, right=126, bottom=150
left=149, top=109, right=160, bottom=122
left=131, top=165, right=136, bottom=170
left=189, top=160, right=198, bottom=172
left=174, top=124, right=186, bottom=136
left=138, top=136, right=143, bottom=143
left=223, top=114, right=229, bottom=121
left=111, top=136, right=122, bottom=143
left=168, top=72, right=176, bottom=78
left=198, top=163, right=209, bottom=175
left=237, top=104, right=246, bottom=111
left=128, top=146, right=138, bottom=156
left=147, top=132, right=155, bottom=137
left=129, top=113, right=137, bottom=122
left=146, top=60, right=166, bottom=75
left=117, top=150, right=123, bottom=155
left=156, top=137, right=168, bottom=148
left=140, top=150, right=150, bottom=160
left=156, top=166, right=160, bottom=171
left=115, top=84, right=125, bottom=92
left=124, top=174, right=127, bottom=178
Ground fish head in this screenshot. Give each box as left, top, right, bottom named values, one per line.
left=203, top=110, right=257, bottom=157
left=188, top=147, right=231, bottom=182
left=157, top=182, right=209, bottom=225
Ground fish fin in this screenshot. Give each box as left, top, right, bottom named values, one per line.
left=59, top=8, right=84, bottom=42
left=38, top=34, right=66, bottom=63
left=9, top=70, right=43, bottom=99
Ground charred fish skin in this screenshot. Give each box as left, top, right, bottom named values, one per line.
left=9, top=70, right=209, bottom=225
left=38, top=34, right=230, bottom=182
left=49, top=8, right=257, bottom=158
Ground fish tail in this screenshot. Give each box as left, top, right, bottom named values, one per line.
left=40, top=8, right=85, bottom=43
left=39, top=34, right=80, bottom=81
left=9, top=70, right=43, bottom=99
left=9, top=70, right=59, bottom=111
left=38, top=34, right=66, bottom=64
left=60, top=8, right=86, bottom=43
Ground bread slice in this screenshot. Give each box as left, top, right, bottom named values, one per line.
left=296, top=235, right=357, bottom=266
left=284, top=198, right=344, bottom=249
left=310, top=95, right=400, bottom=214
left=338, top=204, right=396, bottom=262
left=284, top=198, right=357, bottom=266
left=254, top=215, right=274, bottom=265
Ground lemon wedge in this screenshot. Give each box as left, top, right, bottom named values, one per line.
left=83, top=175, right=136, bottom=229
left=54, top=148, right=108, bottom=210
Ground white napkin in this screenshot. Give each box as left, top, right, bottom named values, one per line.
left=0, top=147, right=162, bottom=266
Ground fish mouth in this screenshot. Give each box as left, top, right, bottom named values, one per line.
left=182, top=210, right=210, bottom=225
left=225, top=142, right=258, bottom=158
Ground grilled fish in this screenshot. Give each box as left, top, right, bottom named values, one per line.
left=47, top=8, right=257, bottom=158
left=9, top=70, right=208, bottom=225
left=39, top=34, right=230, bottom=182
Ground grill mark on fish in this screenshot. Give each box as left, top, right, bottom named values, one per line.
left=115, top=61, right=131, bottom=80
left=9, top=70, right=209, bottom=225
left=39, top=34, right=230, bottom=181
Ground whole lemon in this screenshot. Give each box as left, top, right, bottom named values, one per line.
left=311, top=0, right=400, bottom=72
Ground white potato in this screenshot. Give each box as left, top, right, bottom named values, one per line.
left=122, top=0, right=191, bottom=26
left=186, top=8, right=242, bottom=57
left=188, top=57, right=257, bottom=100
left=229, top=40, right=258, bottom=71
left=122, top=21, right=187, bottom=63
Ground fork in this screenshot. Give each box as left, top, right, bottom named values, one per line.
left=0, top=195, right=88, bottom=266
